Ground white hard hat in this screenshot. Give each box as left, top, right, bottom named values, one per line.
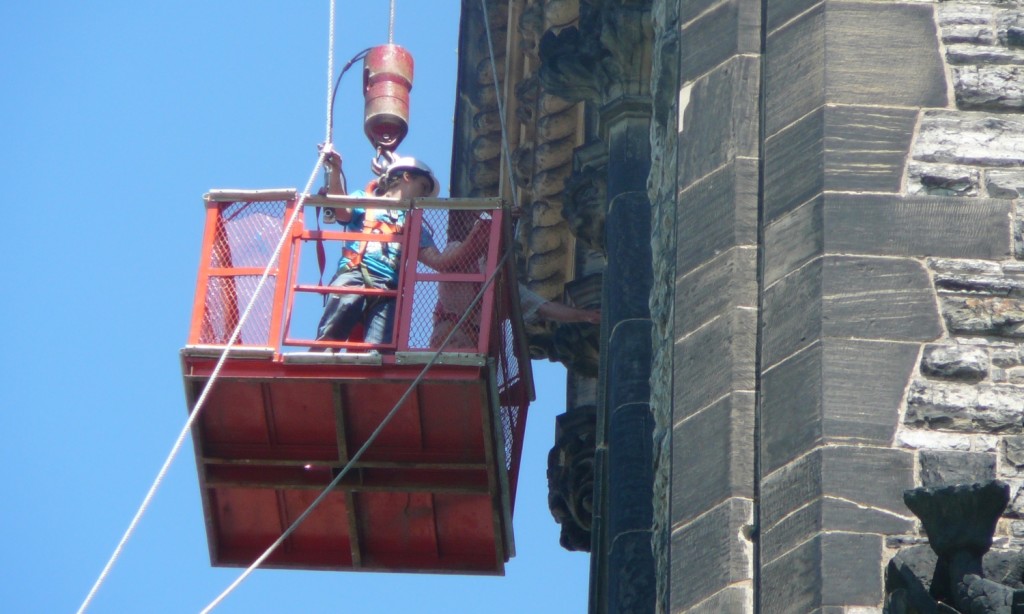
left=383, top=156, right=440, bottom=197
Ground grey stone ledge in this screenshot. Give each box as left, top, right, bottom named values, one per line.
left=904, top=379, right=1024, bottom=433
left=913, top=110, right=1024, bottom=167
left=953, top=65, right=1024, bottom=111
left=920, top=343, right=991, bottom=381
left=947, top=43, right=1024, bottom=65
left=907, top=161, right=981, bottom=197
left=927, top=257, right=1004, bottom=276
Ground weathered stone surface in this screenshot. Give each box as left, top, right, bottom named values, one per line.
left=608, top=320, right=653, bottom=409
left=675, top=308, right=756, bottom=420
left=953, top=65, right=1024, bottom=111
left=1004, top=436, right=1024, bottom=477
left=942, top=25, right=999, bottom=46
left=826, top=3, right=947, bottom=108
left=763, top=496, right=914, bottom=563
left=764, top=107, right=824, bottom=222
left=679, top=0, right=760, bottom=84
left=825, top=105, right=919, bottom=194
left=608, top=403, right=654, bottom=537
left=765, top=197, right=824, bottom=286
left=825, top=194, right=1012, bottom=260
left=1017, top=201, right=1024, bottom=261
left=764, top=4, right=825, bottom=135
left=764, top=340, right=824, bottom=471
left=898, top=429, right=974, bottom=451
left=921, top=344, right=991, bottom=381
left=679, top=586, right=750, bottom=614
left=940, top=295, right=1024, bottom=337
left=763, top=259, right=821, bottom=368
left=823, top=339, right=920, bottom=444
left=907, top=162, right=981, bottom=197
left=946, top=43, right=1024, bottom=65
left=761, top=447, right=823, bottom=530
left=607, top=529, right=656, bottom=613
left=670, top=498, right=752, bottom=611
left=672, top=392, right=755, bottom=524
left=933, top=272, right=1024, bottom=298
left=762, top=534, right=883, bottom=612
left=993, top=347, right=1024, bottom=368
left=928, top=257, right=1004, bottom=277
left=914, top=111, right=1024, bottom=167
left=987, top=169, right=1024, bottom=198
left=919, top=450, right=997, bottom=486
left=677, top=158, right=758, bottom=272
left=679, top=56, right=760, bottom=189
left=823, top=256, right=943, bottom=342
left=677, top=247, right=757, bottom=337
left=905, top=380, right=1024, bottom=433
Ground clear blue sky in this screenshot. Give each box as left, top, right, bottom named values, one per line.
left=1, top=2, right=589, bottom=612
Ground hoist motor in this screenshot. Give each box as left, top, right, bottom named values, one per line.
left=363, top=44, right=414, bottom=153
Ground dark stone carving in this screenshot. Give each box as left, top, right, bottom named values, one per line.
left=537, top=0, right=653, bottom=105
left=537, top=12, right=611, bottom=104
left=883, top=481, right=1024, bottom=613
left=548, top=407, right=598, bottom=551
left=563, top=166, right=608, bottom=252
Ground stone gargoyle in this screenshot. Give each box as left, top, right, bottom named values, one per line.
left=884, top=480, right=1024, bottom=613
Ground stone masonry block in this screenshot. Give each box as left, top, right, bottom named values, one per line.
left=679, top=586, right=750, bottom=614
left=762, top=533, right=883, bottom=612
left=679, top=56, right=760, bottom=189
left=824, top=194, right=1012, bottom=260
left=677, top=246, right=757, bottom=338
left=670, top=498, right=753, bottom=611
left=765, top=4, right=825, bottom=135
left=672, top=392, right=755, bottom=524
left=765, top=107, right=824, bottom=223
left=762, top=343, right=824, bottom=474
left=607, top=319, right=652, bottom=409
left=608, top=529, right=656, bottom=613
left=678, top=158, right=758, bottom=271
left=763, top=258, right=822, bottom=367
left=761, top=445, right=914, bottom=530
left=680, top=0, right=760, bottom=85
left=824, top=105, right=919, bottom=194
left=914, top=111, right=1024, bottom=168
left=823, top=339, right=921, bottom=444
left=675, top=307, right=757, bottom=420
left=825, top=3, right=947, bottom=109
left=604, top=190, right=652, bottom=323
left=822, top=256, right=943, bottom=342
left=919, top=450, right=996, bottom=486
left=608, top=403, right=654, bottom=536
left=764, top=196, right=824, bottom=287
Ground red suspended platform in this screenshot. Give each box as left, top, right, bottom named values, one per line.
left=181, top=189, right=533, bottom=575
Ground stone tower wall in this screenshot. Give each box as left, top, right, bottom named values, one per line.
left=655, top=0, right=1024, bottom=611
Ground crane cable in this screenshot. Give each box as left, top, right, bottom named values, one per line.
left=200, top=2, right=524, bottom=610
left=74, top=2, right=339, bottom=613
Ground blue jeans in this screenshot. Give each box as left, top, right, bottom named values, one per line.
left=316, top=267, right=396, bottom=345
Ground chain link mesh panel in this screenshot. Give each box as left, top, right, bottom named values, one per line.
left=198, top=200, right=286, bottom=345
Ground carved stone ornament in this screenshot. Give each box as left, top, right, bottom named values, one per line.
left=563, top=165, right=608, bottom=252
left=884, top=481, right=1024, bottom=613
left=547, top=406, right=598, bottom=551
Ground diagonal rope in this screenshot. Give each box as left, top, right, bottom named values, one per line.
left=200, top=224, right=517, bottom=613
left=74, top=2, right=339, bottom=612
left=480, top=0, right=521, bottom=210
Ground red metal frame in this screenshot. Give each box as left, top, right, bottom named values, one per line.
left=182, top=193, right=533, bottom=575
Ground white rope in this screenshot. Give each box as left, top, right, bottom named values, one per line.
left=480, top=0, right=521, bottom=209
left=75, top=2, right=339, bottom=612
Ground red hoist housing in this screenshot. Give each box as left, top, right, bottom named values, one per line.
left=180, top=190, right=533, bottom=575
